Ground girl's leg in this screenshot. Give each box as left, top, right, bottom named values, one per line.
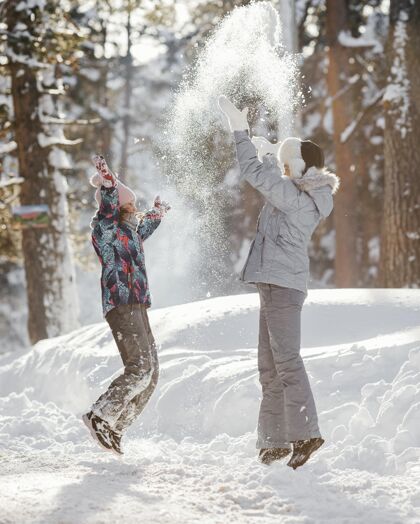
left=113, top=308, right=159, bottom=433
left=90, top=305, right=156, bottom=428
left=264, top=285, right=321, bottom=442
left=256, top=284, right=291, bottom=450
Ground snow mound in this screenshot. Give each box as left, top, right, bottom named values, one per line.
left=1, top=290, right=420, bottom=523
left=1, top=290, right=420, bottom=468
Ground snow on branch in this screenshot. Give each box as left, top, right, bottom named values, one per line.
left=0, top=29, right=35, bottom=43
left=49, top=147, right=71, bottom=169
left=36, top=74, right=66, bottom=96
left=0, top=175, right=23, bottom=208
left=5, top=49, right=48, bottom=69
left=406, top=232, right=420, bottom=240
left=338, top=30, right=380, bottom=50
left=40, top=115, right=101, bottom=126
left=91, top=102, right=116, bottom=122
left=38, top=133, right=82, bottom=148
left=15, top=0, right=47, bottom=12
left=0, top=141, right=17, bottom=155
left=0, top=176, right=24, bottom=188
left=79, top=68, right=101, bottom=82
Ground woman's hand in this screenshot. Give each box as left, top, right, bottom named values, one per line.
left=218, top=95, right=249, bottom=132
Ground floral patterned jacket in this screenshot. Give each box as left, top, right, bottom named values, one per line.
left=91, top=185, right=161, bottom=317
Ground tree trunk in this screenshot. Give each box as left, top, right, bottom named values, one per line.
left=380, top=0, right=420, bottom=287
left=278, top=0, right=298, bottom=55
left=6, top=2, right=79, bottom=344
left=278, top=0, right=300, bottom=134
left=119, top=5, right=134, bottom=178
left=326, top=0, right=359, bottom=286
left=98, top=22, right=112, bottom=155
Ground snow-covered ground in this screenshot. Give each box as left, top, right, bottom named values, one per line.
left=1, top=289, right=420, bottom=523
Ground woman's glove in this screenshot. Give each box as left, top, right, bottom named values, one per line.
left=218, top=95, right=249, bottom=132
left=251, top=136, right=282, bottom=163
left=153, top=195, right=171, bottom=217
left=90, top=154, right=117, bottom=188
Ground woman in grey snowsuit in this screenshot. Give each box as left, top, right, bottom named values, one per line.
left=218, top=96, right=339, bottom=468
left=82, top=155, right=170, bottom=455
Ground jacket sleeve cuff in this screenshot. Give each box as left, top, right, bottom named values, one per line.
left=233, top=130, right=250, bottom=143
left=262, top=155, right=278, bottom=168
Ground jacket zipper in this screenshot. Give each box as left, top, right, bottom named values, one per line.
left=240, top=238, right=255, bottom=280
left=259, top=208, right=275, bottom=269
left=260, top=236, right=265, bottom=268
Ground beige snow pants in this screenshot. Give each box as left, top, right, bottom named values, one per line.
left=91, top=304, right=159, bottom=433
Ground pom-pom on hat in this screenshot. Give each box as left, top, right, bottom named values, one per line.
left=279, top=137, right=324, bottom=178
left=90, top=173, right=136, bottom=208
left=89, top=173, right=104, bottom=188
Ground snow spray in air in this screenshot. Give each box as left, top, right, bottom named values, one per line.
left=162, top=1, right=300, bottom=294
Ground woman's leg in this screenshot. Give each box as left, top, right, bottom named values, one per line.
left=113, top=308, right=159, bottom=433
left=256, top=284, right=291, bottom=450
left=90, top=305, right=156, bottom=428
left=264, top=285, right=321, bottom=442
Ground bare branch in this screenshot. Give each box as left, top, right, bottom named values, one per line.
left=340, top=88, right=385, bottom=144
left=329, top=74, right=361, bottom=105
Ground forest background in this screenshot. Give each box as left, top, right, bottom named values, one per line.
left=0, top=0, right=419, bottom=350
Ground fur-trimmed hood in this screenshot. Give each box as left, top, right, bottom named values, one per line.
left=291, top=166, right=339, bottom=219
left=292, top=166, right=340, bottom=195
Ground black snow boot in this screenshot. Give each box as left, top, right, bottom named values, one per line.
left=82, top=411, right=114, bottom=452
left=287, top=437, right=325, bottom=470
left=259, top=447, right=291, bottom=465
left=110, top=430, right=124, bottom=456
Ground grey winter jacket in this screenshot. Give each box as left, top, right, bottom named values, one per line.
left=234, top=131, right=339, bottom=294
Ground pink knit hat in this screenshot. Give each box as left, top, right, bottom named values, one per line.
left=90, top=173, right=136, bottom=208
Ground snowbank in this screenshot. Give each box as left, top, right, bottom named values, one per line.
left=1, top=289, right=420, bottom=523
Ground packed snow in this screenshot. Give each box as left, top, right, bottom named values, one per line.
left=1, top=289, right=420, bottom=523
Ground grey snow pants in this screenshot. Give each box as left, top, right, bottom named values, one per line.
left=256, top=283, right=321, bottom=449
left=91, top=304, right=159, bottom=433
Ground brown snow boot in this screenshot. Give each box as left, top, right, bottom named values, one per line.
left=287, top=437, right=325, bottom=470
left=259, top=447, right=291, bottom=465
left=82, top=411, right=113, bottom=452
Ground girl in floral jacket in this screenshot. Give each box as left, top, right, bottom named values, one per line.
left=83, top=155, right=170, bottom=455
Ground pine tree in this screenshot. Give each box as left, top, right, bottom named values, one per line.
left=299, top=1, right=387, bottom=288
left=325, top=0, right=359, bottom=287
left=380, top=0, right=420, bottom=287
left=3, top=0, right=82, bottom=343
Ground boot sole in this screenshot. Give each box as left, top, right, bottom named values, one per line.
left=287, top=438, right=325, bottom=470
left=109, top=441, right=124, bottom=457
left=259, top=449, right=291, bottom=465
left=82, top=414, right=113, bottom=453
